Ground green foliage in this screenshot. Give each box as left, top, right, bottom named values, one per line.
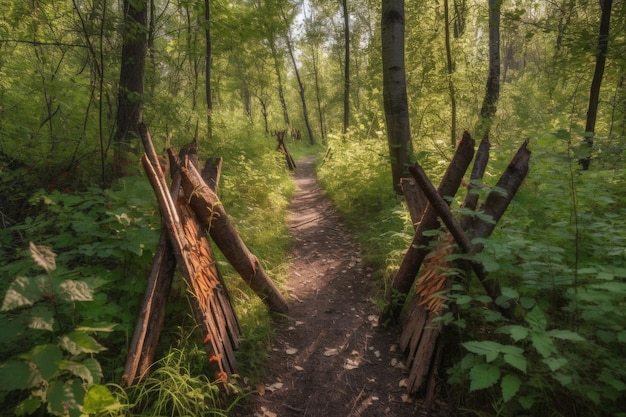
left=0, top=243, right=121, bottom=417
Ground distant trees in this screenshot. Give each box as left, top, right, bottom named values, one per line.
left=0, top=0, right=623, bottom=195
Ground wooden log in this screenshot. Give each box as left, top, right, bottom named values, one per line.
left=461, top=132, right=491, bottom=226
left=407, top=163, right=499, bottom=301
left=178, top=160, right=289, bottom=314
left=202, top=157, right=223, bottom=193
left=470, top=139, right=531, bottom=242
left=400, top=177, right=427, bottom=228
left=381, top=131, right=475, bottom=323
left=141, top=153, right=239, bottom=380
left=121, top=219, right=176, bottom=387
left=122, top=126, right=181, bottom=387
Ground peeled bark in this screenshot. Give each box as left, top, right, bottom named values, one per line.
left=179, top=160, right=289, bottom=314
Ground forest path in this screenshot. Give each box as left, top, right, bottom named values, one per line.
left=237, top=155, right=420, bottom=417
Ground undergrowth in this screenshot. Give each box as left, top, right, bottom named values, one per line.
left=0, top=121, right=299, bottom=416
left=317, top=126, right=626, bottom=416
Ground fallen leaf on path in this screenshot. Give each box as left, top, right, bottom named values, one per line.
left=256, top=384, right=266, bottom=396
left=285, top=347, right=298, bottom=355
left=344, top=357, right=361, bottom=370
left=401, top=394, right=414, bottom=403
left=265, top=382, right=283, bottom=392
left=255, top=406, right=277, bottom=417
left=399, top=378, right=408, bottom=388
left=294, top=365, right=304, bottom=371
left=323, top=348, right=339, bottom=356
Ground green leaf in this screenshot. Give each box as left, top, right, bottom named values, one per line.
left=47, top=379, right=84, bottom=417
left=59, top=331, right=107, bottom=355
left=82, top=358, right=103, bottom=385
left=530, top=330, right=556, bottom=358
left=60, top=361, right=94, bottom=384
left=501, top=374, right=522, bottom=402
left=29, top=242, right=57, bottom=273
left=542, top=356, right=567, bottom=372
left=83, top=384, right=119, bottom=414
left=29, top=344, right=63, bottom=380
left=0, top=359, right=38, bottom=392
left=462, top=341, right=503, bottom=362
left=58, top=280, right=93, bottom=302
left=500, top=325, right=529, bottom=342
left=2, top=275, right=47, bottom=311
left=503, top=353, right=527, bottom=373
left=15, top=397, right=42, bottom=416
left=28, top=304, right=55, bottom=331
left=518, top=395, right=535, bottom=410
left=547, top=329, right=584, bottom=341
left=524, top=306, right=547, bottom=331
left=75, top=322, right=117, bottom=333
left=501, top=287, right=519, bottom=300
left=469, top=363, right=501, bottom=391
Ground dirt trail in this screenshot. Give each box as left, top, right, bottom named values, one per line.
left=237, top=156, right=420, bottom=417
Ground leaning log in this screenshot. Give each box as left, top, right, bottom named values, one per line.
left=381, top=131, right=475, bottom=323
left=141, top=153, right=240, bottom=380
left=178, top=159, right=289, bottom=314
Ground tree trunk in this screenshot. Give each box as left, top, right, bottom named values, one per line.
left=178, top=160, right=289, bottom=314
left=114, top=0, right=148, bottom=176
left=342, top=0, right=350, bottom=134
left=204, top=0, right=213, bottom=138
left=444, top=0, right=457, bottom=147
left=382, top=0, right=412, bottom=194
left=285, top=31, right=315, bottom=145
left=581, top=0, right=613, bottom=170
left=475, top=0, right=501, bottom=141
left=269, top=35, right=290, bottom=127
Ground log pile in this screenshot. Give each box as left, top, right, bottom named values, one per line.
left=121, top=124, right=288, bottom=388
left=381, top=132, right=530, bottom=412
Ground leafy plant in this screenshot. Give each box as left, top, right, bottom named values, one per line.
left=0, top=242, right=121, bottom=417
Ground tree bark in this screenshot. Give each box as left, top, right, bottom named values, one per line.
left=443, top=0, right=457, bottom=147
left=285, top=31, right=315, bottom=145
left=474, top=0, right=501, bottom=140
left=581, top=0, right=613, bottom=170
left=204, top=0, right=213, bottom=138
left=114, top=0, right=148, bottom=176
left=382, top=0, right=412, bottom=194
left=178, top=160, right=289, bottom=314
left=268, top=35, right=290, bottom=127
left=342, top=0, right=350, bottom=134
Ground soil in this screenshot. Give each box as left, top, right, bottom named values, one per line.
left=235, top=156, right=429, bottom=417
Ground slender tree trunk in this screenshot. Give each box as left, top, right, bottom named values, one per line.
left=581, top=0, right=613, bottom=170
left=444, top=0, right=457, bottom=147
left=342, top=0, right=350, bottom=134
left=453, top=0, right=467, bottom=38
left=285, top=32, right=315, bottom=145
left=269, top=35, right=290, bottom=127
left=204, top=0, right=213, bottom=138
left=114, top=0, right=148, bottom=176
left=311, top=44, right=326, bottom=142
left=382, top=0, right=412, bottom=194
left=474, top=0, right=501, bottom=141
